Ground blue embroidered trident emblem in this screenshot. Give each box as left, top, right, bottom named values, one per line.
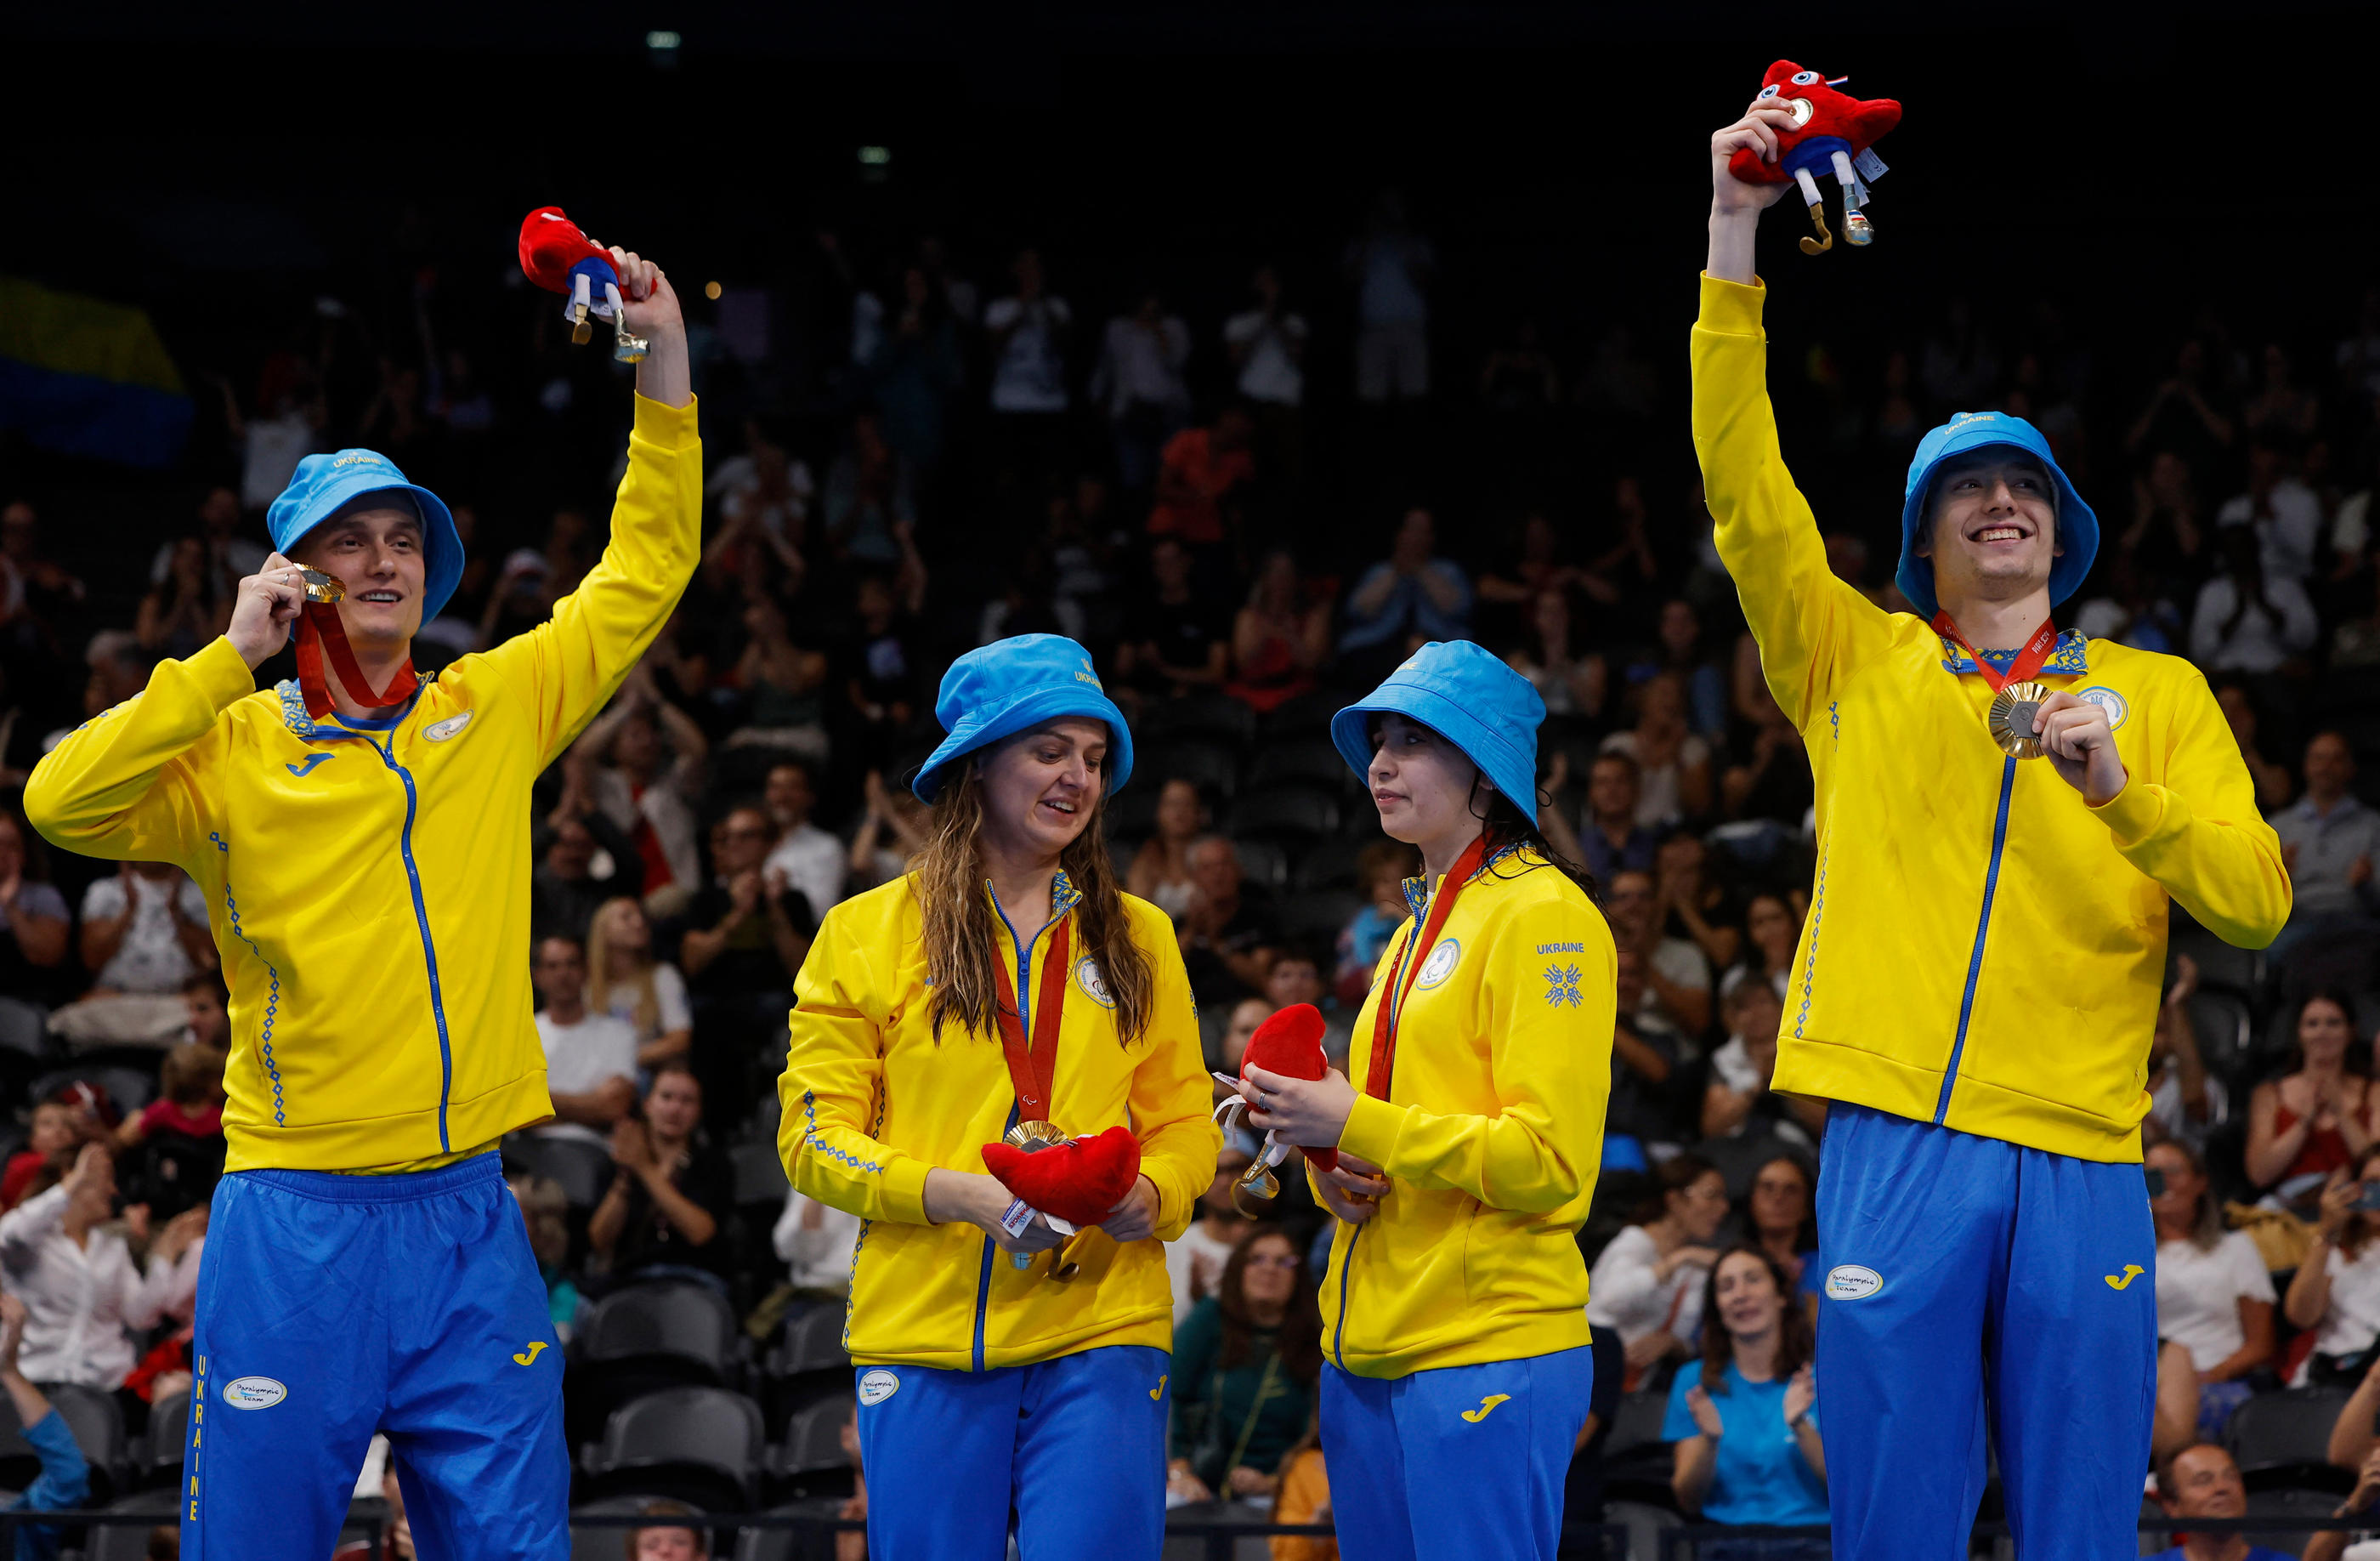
left=1544, top=965, right=1584, bottom=1009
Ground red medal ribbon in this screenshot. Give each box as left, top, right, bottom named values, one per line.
left=294, top=603, right=419, bottom=722
left=991, top=917, right=1072, bottom=1122
left=1930, top=612, right=2060, bottom=695
left=1363, top=833, right=1491, bottom=1101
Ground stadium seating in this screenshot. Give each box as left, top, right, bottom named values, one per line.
left=81, top=1488, right=179, bottom=1561
left=768, top=1390, right=858, bottom=1501
left=730, top=1498, right=855, bottom=1561
left=2226, top=1384, right=2355, bottom=1491
left=581, top=1385, right=766, bottom=1512
left=564, top=1280, right=744, bottom=1451
left=503, top=1132, right=616, bottom=1211
left=136, top=1384, right=190, bottom=1490
left=26, top=1381, right=127, bottom=1506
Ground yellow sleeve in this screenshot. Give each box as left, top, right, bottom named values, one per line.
left=475, top=394, right=702, bottom=766
left=20, top=637, right=249, bottom=871
left=1127, top=909, right=1225, bottom=1241
left=1691, top=273, right=1891, bottom=726
left=1336, top=889, right=1612, bottom=1214
left=2091, top=667, right=2292, bottom=950
left=778, top=906, right=932, bottom=1225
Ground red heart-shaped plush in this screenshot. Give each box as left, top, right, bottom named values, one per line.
left=1242, top=1003, right=1339, bottom=1173
left=981, top=1125, right=1143, bottom=1229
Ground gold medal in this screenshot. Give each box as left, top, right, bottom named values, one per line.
left=1987, top=680, right=2051, bottom=759
left=1003, top=1119, right=1068, bottom=1152
left=297, top=568, right=346, bottom=605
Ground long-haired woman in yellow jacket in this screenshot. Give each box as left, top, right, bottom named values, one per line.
left=778, top=633, right=1217, bottom=1561
left=1238, top=639, right=1616, bottom=1561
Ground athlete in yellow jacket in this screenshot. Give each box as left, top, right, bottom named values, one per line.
left=1697, top=100, right=2287, bottom=1558
left=779, top=633, right=1217, bottom=1561
left=26, top=247, right=697, bottom=1561
left=1238, top=639, right=1612, bottom=1561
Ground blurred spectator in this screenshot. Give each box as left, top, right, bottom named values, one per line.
left=618, top=1501, right=707, bottom=1561
left=848, top=769, right=932, bottom=894
left=984, top=247, right=1074, bottom=424
left=1604, top=870, right=1712, bottom=1047
left=588, top=1064, right=732, bottom=1291
left=677, top=805, right=807, bottom=1121
left=1261, top=946, right=1350, bottom=1066
left=2247, top=991, right=2374, bottom=1204
left=2190, top=525, right=2317, bottom=674
left=774, top=1181, right=864, bottom=1298
left=2, top=1099, right=78, bottom=1211
left=2123, top=451, right=2213, bottom=605
left=864, top=264, right=962, bottom=475
left=1582, top=479, right=1666, bottom=630
left=1148, top=405, right=1255, bottom=549
left=731, top=595, right=831, bottom=763
left=2246, top=342, right=2323, bottom=442
left=133, top=536, right=231, bottom=659
left=1587, top=1153, right=1726, bottom=1391
left=1721, top=677, right=1813, bottom=826
left=762, top=759, right=846, bottom=927
left=113, top=1042, right=226, bottom=1153
left=2146, top=1443, right=2291, bottom=1561
left=507, top=1174, right=581, bottom=1339
left=586, top=897, right=691, bottom=1070
left=1578, top=753, right=1658, bottom=886
left=1219, top=996, right=1272, bottom=1081
left=1601, top=673, right=1713, bottom=830
left=530, top=816, right=612, bottom=945
left=2147, top=1138, right=2275, bottom=1439
left=2285, top=1144, right=2380, bottom=1385
left=1334, top=842, right=1419, bottom=1006
left=1269, top=1429, right=1336, bottom=1561
left=2126, top=337, right=2237, bottom=476
left=1337, top=508, right=1470, bottom=677
left=1176, top=836, right=1279, bottom=1008
left=0, top=806, right=71, bottom=1005
left=838, top=565, right=930, bottom=767
left=1654, top=832, right=1739, bottom=975
left=1606, top=949, right=1680, bottom=1149
left=2217, top=683, right=2297, bottom=813
left=1167, top=1145, right=1259, bottom=1324
left=78, top=860, right=216, bottom=996
left=146, top=485, right=264, bottom=596
left=1722, top=893, right=1801, bottom=1006
left=1091, top=288, right=1193, bottom=494
left=1701, top=982, right=1821, bottom=1150
left=1478, top=514, right=1590, bottom=622
left=2274, top=734, right=2380, bottom=945
left=1643, top=600, right=1729, bottom=742
left=477, top=548, right=556, bottom=648
left=1165, top=1228, right=1322, bottom=1506
left=1227, top=551, right=1329, bottom=714
left=1743, top=1155, right=1819, bottom=1298
left=707, top=423, right=815, bottom=569
left=2219, top=437, right=2323, bottom=587
left=530, top=934, right=638, bottom=1144
left=573, top=672, right=709, bottom=899
left=1503, top=589, right=1606, bottom=720
left=1225, top=264, right=1309, bottom=484
left=821, top=413, right=917, bottom=570
left=1345, top=189, right=1435, bottom=403
left=1, top=501, right=88, bottom=641
left=0, top=1142, right=204, bottom=1388
left=0, top=1290, right=88, bottom=1561
left=1128, top=778, right=1208, bottom=920
left=2144, top=956, right=2226, bottom=1153
left=1117, top=538, right=1229, bottom=699
left=1667, top=1247, right=1827, bottom=1545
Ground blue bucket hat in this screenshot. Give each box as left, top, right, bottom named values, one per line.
left=265, top=449, right=465, bottom=622
left=1896, top=411, right=2097, bottom=622
left=913, top=634, right=1136, bottom=803
left=1329, top=640, right=1545, bottom=826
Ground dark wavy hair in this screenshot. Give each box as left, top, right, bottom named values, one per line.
left=1216, top=1226, right=1324, bottom=1387
left=1697, top=1244, right=1815, bottom=1397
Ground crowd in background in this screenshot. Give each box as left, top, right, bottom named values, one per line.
left=9, top=196, right=2380, bottom=1555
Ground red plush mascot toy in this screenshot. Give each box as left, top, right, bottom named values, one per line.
left=1213, top=1003, right=1335, bottom=1213
left=981, top=1125, right=1142, bottom=1280
left=518, top=207, right=648, bottom=361
left=1726, top=60, right=1901, bottom=255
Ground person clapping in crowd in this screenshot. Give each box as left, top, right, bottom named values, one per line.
left=1666, top=1247, right=1827, bottom=1555
left=1587, top=1155, right=1727, bottom=1390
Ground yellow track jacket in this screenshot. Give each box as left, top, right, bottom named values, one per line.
left=25, top=395, right=703, bottom=1172
left=1692, top=275, right=2290, bottom=1161
left=1321, top=848, right=1613, bottom=1378
left=779, top=874, right=1220, bottom=1371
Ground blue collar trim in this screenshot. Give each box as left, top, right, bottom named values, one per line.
left=1936, top=627, right=2089, bottom=678
left=275, top=675, right=433, bottom=739
left=1400, top=840, right=1524, bottom=919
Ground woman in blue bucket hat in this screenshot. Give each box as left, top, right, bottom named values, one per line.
left=1227, top=639, right=1616, bottom=1560
left=777, top=633, right=1218, bottom=1561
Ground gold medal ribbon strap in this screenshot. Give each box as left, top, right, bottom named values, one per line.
left=1363, top=832, right=1490, bottom=1101
left=1930, top=611, right=2060, bottom=759
left=293, top=570, right=419, bottom=723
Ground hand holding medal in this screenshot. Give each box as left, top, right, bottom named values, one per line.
left=1939, top=614, right=2128, bottom=805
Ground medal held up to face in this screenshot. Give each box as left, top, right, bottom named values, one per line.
left=1988, top=682, right=2054, bottom=759
left=518, top=207, right=647, bottom=362
left=1726, top=60, right=1902, bottom=254
left=1214, top=1004, right=1337, bottom=1217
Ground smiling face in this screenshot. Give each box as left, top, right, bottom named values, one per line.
left=2161, top=1444, right=2246, bottom=1519
left=1712, top=1250, right=1787, bottom=1342
left=1916, top=450, right=2061, bottom=611
left=2299, top=996, right=2355, bottom=1070
left=1670, top=1169, right=1731, bottom=1242
left=644, top=1068, right=703, bottom=1142
left=1366, top=713, right=1483, bottom=853
left=291, top=502, right=428, bottom=651
left=977, top=718, right=1108, bottom=866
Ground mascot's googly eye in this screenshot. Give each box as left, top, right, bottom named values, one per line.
left=1791, top=70, right=1820, bottom=85
left=1757, top=84, right=1782, bottom=99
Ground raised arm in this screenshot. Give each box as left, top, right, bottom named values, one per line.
left=477, top=249, right=702, bottom=766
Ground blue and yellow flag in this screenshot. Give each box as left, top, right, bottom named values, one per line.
left=0, top=275, right=190, bottom=468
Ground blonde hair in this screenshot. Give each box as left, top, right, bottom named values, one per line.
left=915, top=758, right=1156, bottom=1049
left=585, top=896, right=658, bottom=1037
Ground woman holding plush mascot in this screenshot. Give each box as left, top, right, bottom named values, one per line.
left=778, top=633, right=1218, bottom=1561
left=1237, top=639, right=1617, bottom=1561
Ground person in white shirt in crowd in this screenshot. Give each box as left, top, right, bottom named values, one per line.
left=1223, top=264, right=1308, bottom=412
left=78, top=859, right=216, bottom=997
left=1701, top=981, right=1824, bottom=1150
left=529, top=934, right=639, bottom=1146
left=762, top=758, right=847, bottom=925
left=774, top=1184, right=865, bottom=1298
left=983, top=247, right=1074, bottom=418
left=1165, top=1145, right=1258, bottom=1325
left=2272, top=732, right=2380, bottom=951
left=1603, top=870, right=1713, bottom=1054
left=1588, top=1154, right=1728, bottom=1391
left=2286, top=1144, right=2380, bottom=1385
left=2147, top=1138, right=2277, bottom=1439
left=0, top=1141, right=205, bottom=1389
left=571, top=666, right=708, bottom=901
left=2190, top=525, right=2319, bottom=675
left=1089, top=287, right=1192, bottom=493
left=2218, top=437, right=2324, bottom=588
left=586, top=897, right=693, bottom=1071
left=2144, top=956, right=2229, bottom=1154
left=1344, top=188, right=1435, bottom=403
